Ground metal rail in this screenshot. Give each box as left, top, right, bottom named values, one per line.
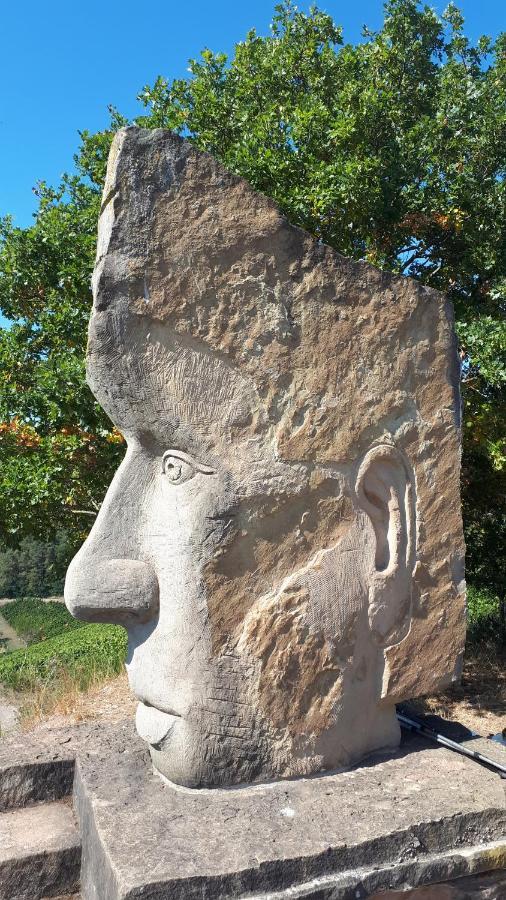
left=397, top=710, right=506, bottom=779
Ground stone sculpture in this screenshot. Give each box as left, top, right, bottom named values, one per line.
left=65, top=127, right=466, bottom=788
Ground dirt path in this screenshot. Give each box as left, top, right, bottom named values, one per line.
left=0, top=596, right=64, bottom=607
left=0, top=611, right=26, bottom=652
left=0, top=693, right=20, bottom=734
left=0, top=611, right=25, bottom=735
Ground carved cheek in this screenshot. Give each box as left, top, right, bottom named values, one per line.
left=143, top=472, right=231, bottom=567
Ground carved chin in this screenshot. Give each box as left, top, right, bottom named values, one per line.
left=140, top=713, right=205, bottom=788
left=135, top=702, right=181, bottom=747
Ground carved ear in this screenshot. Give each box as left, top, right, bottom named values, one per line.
left=355, top=445, right=416, bottom=646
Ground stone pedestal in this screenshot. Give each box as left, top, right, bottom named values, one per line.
left=72, top=724, right=505, bottom=900
left=1, top=719, right=505, bottom=899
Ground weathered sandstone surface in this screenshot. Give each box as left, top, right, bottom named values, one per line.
left=65, top=127, right=466, bottom=787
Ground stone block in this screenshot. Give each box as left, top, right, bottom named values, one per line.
left=65, top=128, right=466, bottom=787
left=72, top=723, right=506, bottom=900
left=0, top=800, right=80, bottom=900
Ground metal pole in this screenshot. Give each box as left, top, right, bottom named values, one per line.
left=397, top=711, right=506, bottom=779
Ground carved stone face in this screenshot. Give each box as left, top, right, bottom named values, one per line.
left=65, top=128, right=465, bottom=788
left=66, top=321, right=409, bottom=785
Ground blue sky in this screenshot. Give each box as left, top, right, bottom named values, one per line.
left=2, top=1, right=502, bottom=331
left=0, top=0, right=503, bottom=230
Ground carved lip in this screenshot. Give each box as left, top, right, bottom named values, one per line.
left=135, top=701, right=182, bottom=746
left=138, top=696, right=182, bottom=717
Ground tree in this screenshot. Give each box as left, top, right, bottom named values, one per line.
left=0, top=546, right=21, bottom=598
left=0, top=534, right=71, bottom=597
left=0, top=0, right=504, bottom=592
left=0, top=129, right=126, bottom=547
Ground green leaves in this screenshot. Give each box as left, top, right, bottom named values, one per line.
left=2, top=597, right=83, bottom=644
left=459, top=316, right=506, bottom=388
left=0, top=127, right=122, bottom=544
left=0, top=619, right=127, bottom=692
left=0, top=0, right=504, bottom=595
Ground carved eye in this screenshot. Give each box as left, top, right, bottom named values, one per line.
left=162, top=454, right=193, bottom=485
left=161, top=450, right=214, bottom=486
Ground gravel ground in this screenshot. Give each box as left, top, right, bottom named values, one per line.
left=411, top=650, right=505, bottom=738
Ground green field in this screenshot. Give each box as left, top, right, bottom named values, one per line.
left=2, top=598, right=84, bottom=644
left=0, top=598, right=127, bottom=694
left=466, top=585, right=505, bottom=647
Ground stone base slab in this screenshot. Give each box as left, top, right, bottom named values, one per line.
left=1, top=719, right=505, bottom=899
left=72, top=724, right=506, bottom=900
left=0, top=799, right=80, bottom=900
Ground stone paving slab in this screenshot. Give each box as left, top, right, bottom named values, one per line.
left=368, top=868, right=506, bottom=898
left=1, top=717, right=505, bottom=899
left=73, top=725, right=506, bottom=900
left=0, top=718, right=130, bottom=811
left=0, top=799, right=81, bottom=900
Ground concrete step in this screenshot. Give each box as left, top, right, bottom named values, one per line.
left=0, top=799, right=80, bottom=900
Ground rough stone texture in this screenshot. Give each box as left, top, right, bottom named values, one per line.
left=0, top=758, right=75, bottom=813
left=0, top=800, right=81, bottom=899
left=72, top=724, right=506, bottom=900
left=0, top=718, right=129, bottom=812
left=1, top=720, right=505, bottom=900
left=368, top=870, right=506, bottom=899
left=65, top=126, right=466, bottom=787
left=44, top=895, right=82, bottom=900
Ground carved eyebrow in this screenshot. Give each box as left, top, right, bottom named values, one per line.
left=161, top=449, right=215, bottom=475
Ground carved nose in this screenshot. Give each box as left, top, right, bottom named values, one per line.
left=65, top=558, right=159, bottom=626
